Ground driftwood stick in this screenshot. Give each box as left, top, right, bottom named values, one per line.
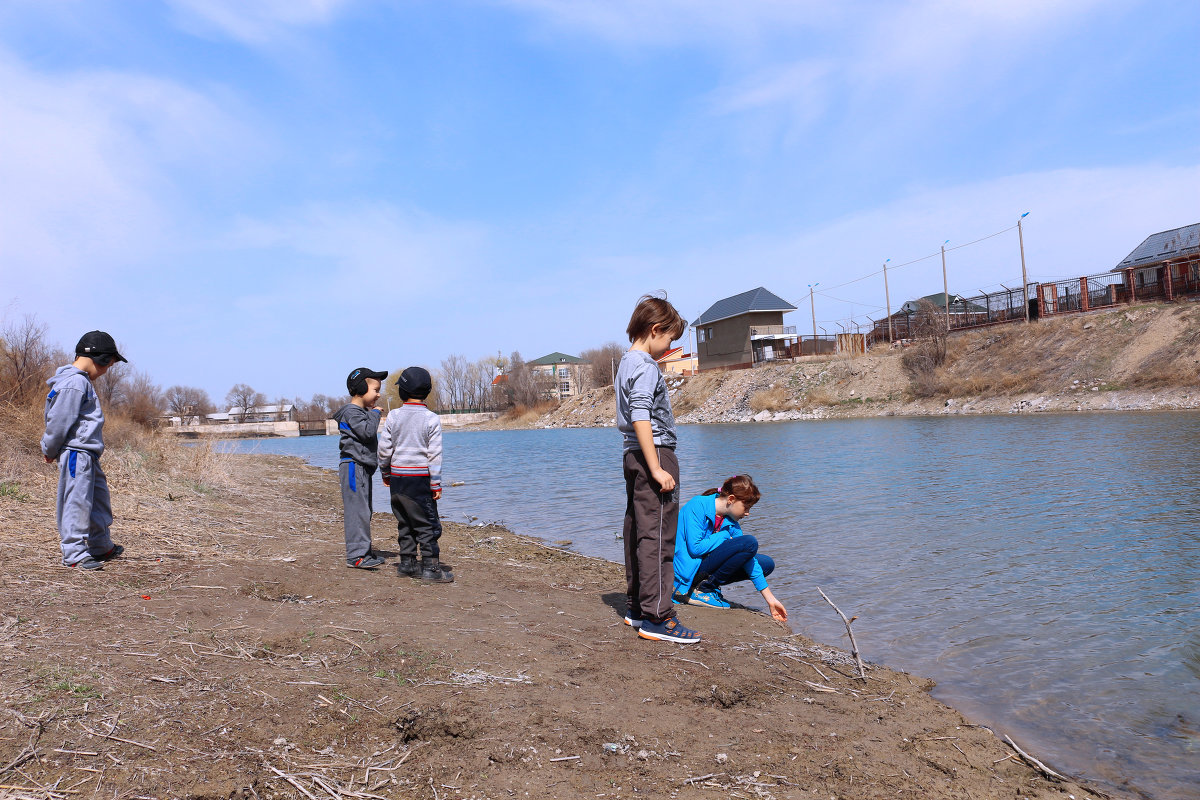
left=1003, top=735, right=1066, bottom=782
left=266, top=764, right=320, bottom=800
left=817, top=586, right=866, bottom=680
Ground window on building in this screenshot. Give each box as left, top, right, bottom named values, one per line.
left=697, top=328, right=706, bottom=343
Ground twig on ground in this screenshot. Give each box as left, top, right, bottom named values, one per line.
left=816, top=586, right=866, bottom=679
left=1003, top=735, right=1066, bottom=782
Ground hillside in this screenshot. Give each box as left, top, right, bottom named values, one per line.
left=520, top=302, right=1200, bottom=429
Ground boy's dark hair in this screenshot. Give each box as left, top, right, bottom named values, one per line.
left=701, top=474, right=762, bottom=506
left=626, top=293, right=686, bottom=343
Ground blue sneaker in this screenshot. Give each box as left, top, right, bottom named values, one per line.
left=623, top=613, right=643, bottom=628
left=688, top=589, right=730, bottom=609
left=637, top=616, right=701, bottom=643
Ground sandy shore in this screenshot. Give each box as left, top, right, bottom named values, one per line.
left=0, top=451, right=1122, bottom=799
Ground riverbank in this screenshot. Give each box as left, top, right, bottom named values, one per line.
left=476, top=302, right=1200, bottom=431
left=0, top=446, right=1120, bottom=799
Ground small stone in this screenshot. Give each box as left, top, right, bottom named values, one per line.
left=715, top=753, right=728, bottom=764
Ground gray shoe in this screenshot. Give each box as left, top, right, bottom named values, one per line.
left=419, top=560, right=454, bottom=583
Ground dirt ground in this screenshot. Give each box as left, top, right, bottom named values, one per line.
left=1, top=453, right=1123, bottom=800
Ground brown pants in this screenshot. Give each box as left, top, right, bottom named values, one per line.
left=622, top=447, right=680, bottom=624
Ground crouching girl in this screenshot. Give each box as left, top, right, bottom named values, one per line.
left=673, top=475, right=788, bottom=622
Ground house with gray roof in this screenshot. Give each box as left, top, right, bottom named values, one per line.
left=692, top=287, right=798, bottom=371
left=1111, top=223, right=1200, bottom=298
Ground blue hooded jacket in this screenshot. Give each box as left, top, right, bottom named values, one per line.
left=673, top=493, right=767, bottom=594
left=41, top=365, right=105, bottom=460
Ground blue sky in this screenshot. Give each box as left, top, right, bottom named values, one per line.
left=1, top=0, right=1197, bottom=402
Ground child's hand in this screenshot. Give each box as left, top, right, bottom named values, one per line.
left=650, top=467, right=676, bottom=493
left=768, top=598, right=788, bottom=623
left=433, top=488, right=442, bottom=500
left=44, top=454, right=54, bottom=464
left=382, top=474, right=391, bottom=486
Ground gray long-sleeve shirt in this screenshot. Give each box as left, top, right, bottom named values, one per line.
left=41, top=365, right=105, bottom=459
left=615, top=349, right=677, bottom=453
left=333, top=403, right=382, bottom=471
left=377, top=402, right=443, bottom=490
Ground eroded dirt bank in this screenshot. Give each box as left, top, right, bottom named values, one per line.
left=1, top=453, right=1120, bottom=800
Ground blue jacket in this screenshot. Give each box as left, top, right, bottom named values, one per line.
left=673, top=493, right=767, bottom=594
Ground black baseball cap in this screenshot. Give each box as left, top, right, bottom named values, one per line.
left=75, top=331, right=127, bottom=363
left=347, top=367, right=388, bottom=396
left=396, top=366, right=432, bottom=398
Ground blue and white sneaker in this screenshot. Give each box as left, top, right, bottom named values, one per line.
left=688, top=589, right=731, bottom=609
left=623, top=613, right=643, bottom=628
left=638, top=616, right=701, bottom=643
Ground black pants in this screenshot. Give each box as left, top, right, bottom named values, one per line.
left=622, top=447, right=680, bottom=624
left=390, top=476, right=442, bottom=560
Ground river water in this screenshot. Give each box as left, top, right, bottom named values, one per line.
left=219, top=413, right=1200, bottom=800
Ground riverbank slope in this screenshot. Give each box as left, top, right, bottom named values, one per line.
left=0, top=445, right=1117, bottom=799
left=491, top=302, right=1200, bottom=430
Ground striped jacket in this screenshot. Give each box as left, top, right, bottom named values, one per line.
left=377, top=402, right=442, bottom=490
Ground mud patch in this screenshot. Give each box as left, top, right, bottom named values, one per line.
left=394, top=703, right=480, bottom=742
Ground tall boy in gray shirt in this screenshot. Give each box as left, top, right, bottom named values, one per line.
left=41, top=331, right=128, bottom=570
left=615, top=295, right=699, bottom=644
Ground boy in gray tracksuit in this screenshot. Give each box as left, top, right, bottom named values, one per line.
left=41, top=331, right=128, bottom=570
left=377, top=367, right=452, bottom=583
left=333, top=368, right=388, bottom=569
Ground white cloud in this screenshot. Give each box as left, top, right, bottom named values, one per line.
left=166, top=0, right=356, bottom=45
left=624, top=163, right=1200, bottom=330
left=0, top=51, right=254, bottom=293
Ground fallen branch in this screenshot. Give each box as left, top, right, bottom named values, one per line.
left=816, top=586, right=866, bottom=680
left=1003, top=735, right=1066, bottom=782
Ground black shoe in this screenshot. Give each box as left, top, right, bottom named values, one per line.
left=96, top=544, right=124, bottom=562
left=347, top=552, right=386, bottom=569
left=418, top=560, right=454, bottom=583
left=397, top=555, right=419, bottom=577
left=70, top=557, right=104, bottom=571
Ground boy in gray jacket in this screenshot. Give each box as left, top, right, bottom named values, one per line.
left=333, top=368, right=388, bottom=569
left=377, top=367, right=452, bottom=583
left=41, top=331, right=127, bottom=570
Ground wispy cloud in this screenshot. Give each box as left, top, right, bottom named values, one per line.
left=166, top=0, right=356, bottom=45
left=0, top=50, right=256, bottom=290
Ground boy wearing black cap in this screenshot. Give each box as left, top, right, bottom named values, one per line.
left=41, top=331, right=127, bottom=570
left=377, top=367, right=452, bottom=583
left=333, top=368, right=388, bottom=569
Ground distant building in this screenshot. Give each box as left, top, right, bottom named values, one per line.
left=657, top=347, right=697, bottom=375
left=693, top=287, right=798, bottom=371
left=1112, top=222, right=1200, bottom=296
left=209, top=403, right=296, bottom=424
left=874, top=292, right=991, bottom=339
left=528, top=352, right=586, bottom=398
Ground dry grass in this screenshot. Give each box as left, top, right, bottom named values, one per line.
left=500, top=400, right=559, bottom=427
left=670, top=372, right=725, bottom=415
left=749, top=384, right=793, bottom=413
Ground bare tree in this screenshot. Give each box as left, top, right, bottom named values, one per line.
left=118, top=370, right=163, bottom=427
left=164, top=385, right=213, bottom=423
left=225, top=383, right=266, bottom=422
left=438, top=354, right=468, bottom=411
left=505, top=351, right=553, bottom=408
left=901, top=298, right=949, bottom=397
left=579, top=341, right=626, bottom=390
left=0, top=314, right=54, bottom=405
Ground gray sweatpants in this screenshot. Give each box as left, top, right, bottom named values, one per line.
left=339, top=460, right=375, bottom=561
left=56, top=449, right=114, bottom=566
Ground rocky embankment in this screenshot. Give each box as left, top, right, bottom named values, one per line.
left=518, top=302, right=1200, bottom=430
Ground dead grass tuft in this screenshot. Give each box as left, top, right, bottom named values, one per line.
left=749, top=385, right=792, bottom=413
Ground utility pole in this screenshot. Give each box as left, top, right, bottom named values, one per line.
left=883, top=259, right=895, bottom=343
left=941, top=240, right=950, bottom=333
left=808, top=282, right=819, bottom=356
left=1019, top=212, right=1031, bottom=323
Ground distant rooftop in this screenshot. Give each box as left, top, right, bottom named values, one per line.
left=1114, top=222, right=1200, bottom=271
left=528, top=352, right=585, bottom=366
left=692, top=287, right=797, bottom=327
